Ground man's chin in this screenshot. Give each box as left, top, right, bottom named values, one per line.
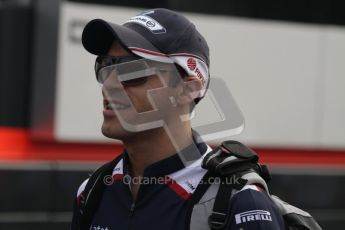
left=101, top=121, right=164, bottom=140
left=101, top=123, right=131, bottom=140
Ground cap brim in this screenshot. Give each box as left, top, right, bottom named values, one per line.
left=82, top=19, right=161, bottom=56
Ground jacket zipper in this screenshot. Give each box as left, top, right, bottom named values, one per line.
left=127, top=180, right=136, bottom=230
left=128, top=201, right=136, bottom=230
left=129, top=203, right=135, bottom=216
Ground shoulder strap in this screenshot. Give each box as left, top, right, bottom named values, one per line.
left=79, top=155, right=122, bottom=230
left=208, top=175, right=247, bottom=230
left=191, top=140, right=322, bottom=230
left=202, top=140, right=258, bottom=175
left=202, top=140, right=271, bottom=182
left=188, top=140, right=271, bottom=230
left=185, top=171, right=214, bottom=230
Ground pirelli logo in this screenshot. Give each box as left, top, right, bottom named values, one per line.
left=235, top=210, right=272, bottom=224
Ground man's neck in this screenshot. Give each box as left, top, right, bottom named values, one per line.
left=122, top=126, right=193, bottom=178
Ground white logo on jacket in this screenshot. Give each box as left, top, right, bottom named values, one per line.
left=235, top=210, right=272, bottom=224
left=90, top=225, right=110, bottom=230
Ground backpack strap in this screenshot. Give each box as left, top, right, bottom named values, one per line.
left=202, top=140, right=271, bottom=182
left=79, top=155, right=122, bottom=230
left=185, top=171, right=214, bottom=230
left=188, top=140, right=272, bottom=230
left=208, top=175, right=247, bottom=230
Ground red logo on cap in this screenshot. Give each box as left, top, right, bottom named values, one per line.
left=187, top=58, right=197, bottom=71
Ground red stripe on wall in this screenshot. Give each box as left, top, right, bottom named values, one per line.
left=0, top=127, right=29, bottom=159
left=255, top=148, right=345, bottom=166
left=0, top=127, right=123, bottom=161
left=0, top=127, right=345, bottom=167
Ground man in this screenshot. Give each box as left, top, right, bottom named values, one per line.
left=71, top=8, right=285, bottom=230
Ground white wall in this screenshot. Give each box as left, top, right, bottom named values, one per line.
left=54, top=2, right=345, bottom=149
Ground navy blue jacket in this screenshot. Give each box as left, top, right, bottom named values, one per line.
left=71, top=141, right=285, bottom=230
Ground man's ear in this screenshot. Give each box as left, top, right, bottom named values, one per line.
left=176, top=76, right=203, bottom=105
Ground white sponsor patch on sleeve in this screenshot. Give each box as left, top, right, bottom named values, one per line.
left=235, top=210, right=272, bottom=224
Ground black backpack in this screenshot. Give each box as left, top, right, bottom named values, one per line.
left=77, top=141, right=322, bottom=230
left=186, top=140, right=322, bottom=230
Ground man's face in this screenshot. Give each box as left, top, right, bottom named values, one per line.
left=100, top=42, right=171, bottom=139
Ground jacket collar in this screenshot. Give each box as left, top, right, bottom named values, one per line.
left=122, top=131, right=208, bottom=177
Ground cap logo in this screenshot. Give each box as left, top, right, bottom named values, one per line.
left=127, top=15, right=166, bottom=34
left=146, top=21, right=155, bottom=27
left=187, top=58, right=197, bottom=71
left=186, top=57, right=205, bottom=84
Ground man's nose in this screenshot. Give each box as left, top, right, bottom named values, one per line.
left=101, top=82, right=131, bottom=105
